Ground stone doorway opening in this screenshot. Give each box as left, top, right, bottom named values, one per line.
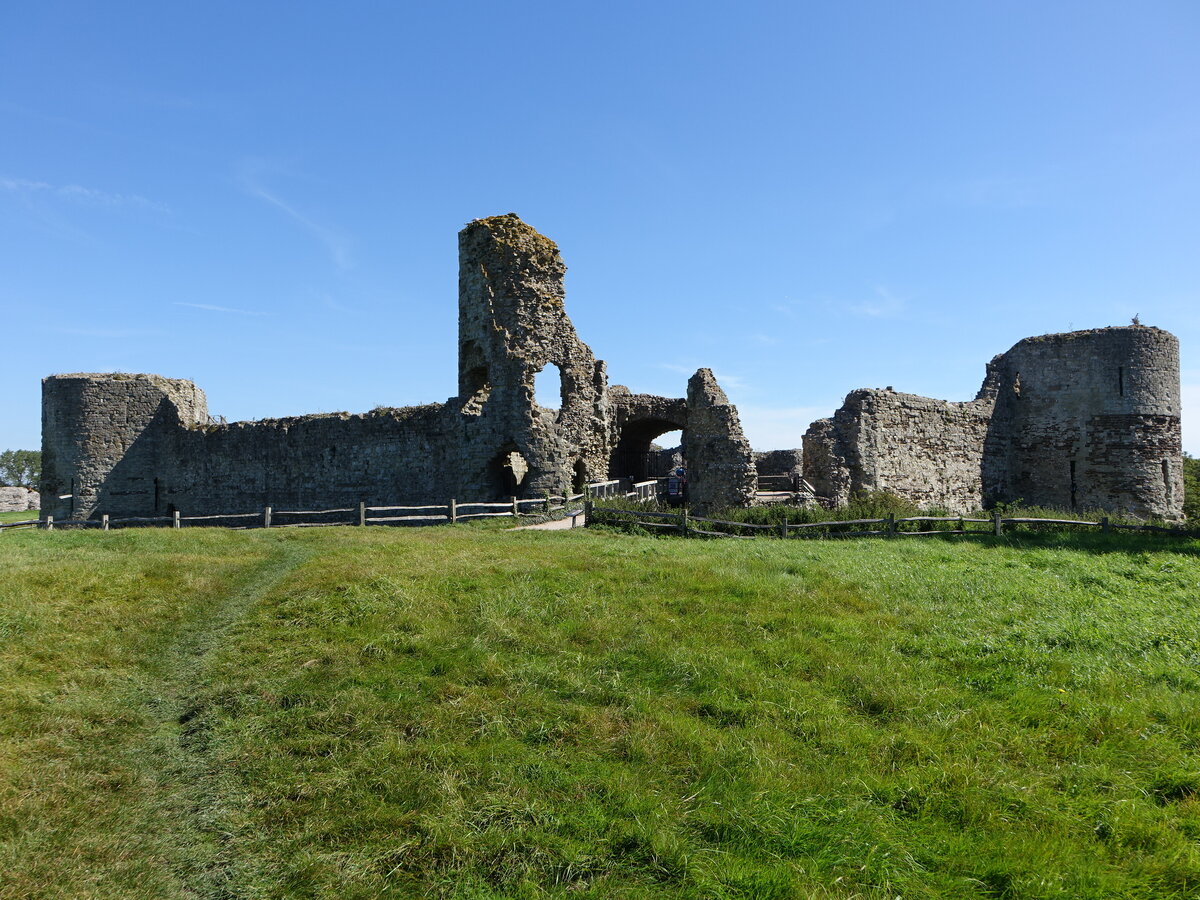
left=610, top=420, right=685, bottom=482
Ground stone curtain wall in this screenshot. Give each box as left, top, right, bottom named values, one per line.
left=0, top=487, right=39, bottom=512
left=802, top=325, right=1183, bottom=520
left=803, top=390, right=995, bottom=513
left=753, top=449, right=803, bottom=480
left=41, top=374, right=464, bottom=519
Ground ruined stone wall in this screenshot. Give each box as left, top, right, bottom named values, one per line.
left=41, top=373, right=462, bottom=518
left=685, top=369, right=757, bottom=514
left=0, top=487, right=39, bottom=512
left=754, top=449, right=803, bottom=479
left=157, top=405, right=461, bottom=515
left=803, top=389, right=994, bottom=513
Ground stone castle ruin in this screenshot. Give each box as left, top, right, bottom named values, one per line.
left=41, top=215, right=757, bottom=521
left=41, top=215, right=1183, bottom=522
left=804, top=325, right=1183, bottom=520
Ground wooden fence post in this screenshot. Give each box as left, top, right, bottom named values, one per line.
left=958, top=515, right=964, bottom=534
left=46, top=515, right=53, bottom=531
left=886, top=513, right=896, bottom=537
left=583, top=499, right=593, bottom=526
left=102, top=514, right=109, bottom=531
left=173, top=510, right=181, bottom=529
left=511, top=496, right=519, bottom=518
left=359, top=501, right=366, bottom=526
left=780, top=517, right=788, bottom=539
left=264, top=506, right=272, bottom=529
left=680, top=508, right=689, bottom=537
left=1101, top=516, right=1110, bottom=534
left=993, top=509, right=1002, bottom=536
left=449, top=499, right=457, bottom=524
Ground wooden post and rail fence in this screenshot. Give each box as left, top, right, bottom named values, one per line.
left=582, top=503, right=1195, bottom=541
left=0, top=478, right=663, bottom=534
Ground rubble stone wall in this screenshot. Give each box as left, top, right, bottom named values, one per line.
left=685, top=369, right=757, bottom=514
left=0, top=486, right=39, bottom=512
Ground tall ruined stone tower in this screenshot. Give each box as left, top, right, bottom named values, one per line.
left=984, top=325, right=1182, bottom=519
left=455, top=214, right=610, bottom=498
left=41, top=373, right=208, bottom=519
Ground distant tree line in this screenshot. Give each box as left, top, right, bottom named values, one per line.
left=0, top=450, right=40, bottom=489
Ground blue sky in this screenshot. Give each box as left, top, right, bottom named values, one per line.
left=2, top=2, right=1197, bottom=455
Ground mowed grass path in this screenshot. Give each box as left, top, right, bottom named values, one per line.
left=2, top=527, right=1200, bottom=898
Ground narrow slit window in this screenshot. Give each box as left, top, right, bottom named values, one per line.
left=1118, top=366, right=1124, bottom=396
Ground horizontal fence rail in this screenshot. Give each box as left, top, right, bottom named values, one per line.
left=2, top=481, right=623, bottom=533
left=585, top=504, right=1195, bottom=541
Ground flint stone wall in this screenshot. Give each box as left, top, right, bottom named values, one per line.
left=753, top=449, right=803, bottom=479
left=0, top=487, right=39, bottom=512
left=803, top=389, right=994, bottom=513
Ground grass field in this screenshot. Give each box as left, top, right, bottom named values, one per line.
left=2, top=525, right=1200, bottom=898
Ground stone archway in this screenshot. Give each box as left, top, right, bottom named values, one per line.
left=610, top=418, right=686, bottom=481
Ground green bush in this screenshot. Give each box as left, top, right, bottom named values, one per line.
left=1184, top=453, right=1199, bottom=522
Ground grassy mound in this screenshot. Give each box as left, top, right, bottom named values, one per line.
left=2, top=526, right=1200, bottom=898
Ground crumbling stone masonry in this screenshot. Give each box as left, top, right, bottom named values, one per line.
left=686, top=369, right=758, bottom=513
left=41, top=214, right=758, bottom=520
left=803, top=325, right=1183, bottom=520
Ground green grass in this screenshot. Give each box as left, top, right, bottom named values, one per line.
left=0, top=509, right=37, bottom=524
left=3, top=525, right=1200, bottom=898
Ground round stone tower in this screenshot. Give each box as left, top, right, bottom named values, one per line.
left=41, top=373, right=207, bottom=520
left=984, top=325, right=1182, bottom=519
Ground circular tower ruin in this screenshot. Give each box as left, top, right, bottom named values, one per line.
left=41, top=373, right=208, bottom=520
left=984, top=325, right=1182, bottom=520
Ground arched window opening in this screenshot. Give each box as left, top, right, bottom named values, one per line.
left=572, top=459, right=588, bottom=494
left=533, top=362, right=566, bottom=410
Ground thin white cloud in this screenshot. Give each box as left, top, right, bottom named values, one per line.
left=174, top=302, right=267, bottom=316
left=237, top=165, right=352, bottom=269
left=0, top=176, right=168, bottom=212
left=850, top=285, right=906, bottom=319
